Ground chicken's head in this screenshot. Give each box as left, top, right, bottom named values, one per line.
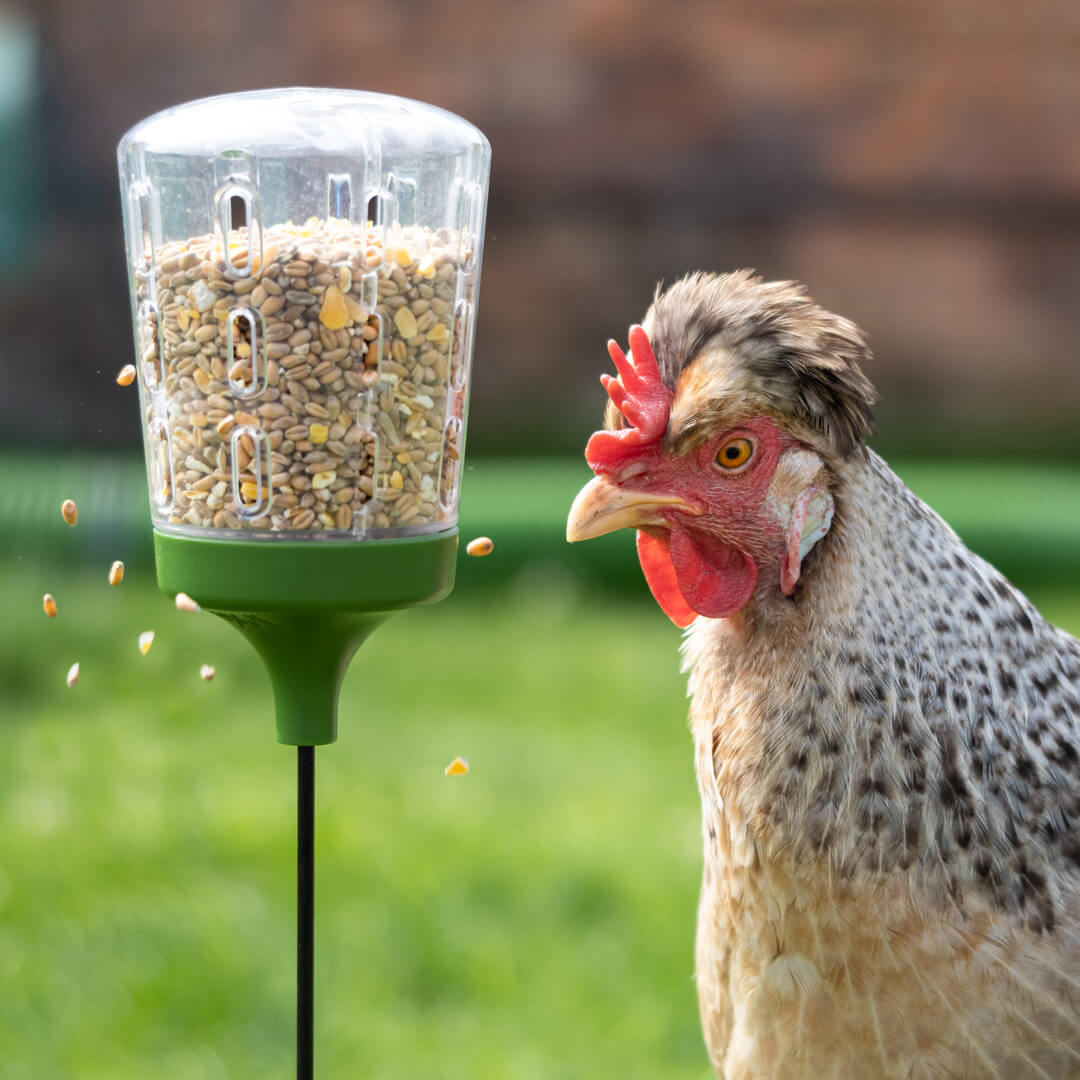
left=566, top=272, right=877, bottom=627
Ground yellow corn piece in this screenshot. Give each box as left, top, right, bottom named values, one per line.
left=116, top=364, right=137, bottom=387
left=43, top=593, right=57, bottom=618
left=175, top=592, right=201, bottom=613
left=444, top=756, right=469, bottom=777
left=108, top=560, right=125, bottom=586
left=466, top=536, right=494, bottom=558
left=138, top=631, right=155, bottom=656
left=309, top=423, right=329, bottom=445
left=319, top=285, right=349, bottom=330
left=426, top=322, right=448, bottom=344
left=61, top=499, right=78, bottom=526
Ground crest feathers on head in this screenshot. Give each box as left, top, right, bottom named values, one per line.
left=641, top=271, right=878, bottom=457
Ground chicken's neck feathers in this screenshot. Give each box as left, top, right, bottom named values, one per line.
left=684, top=448, right=1080, bottom=924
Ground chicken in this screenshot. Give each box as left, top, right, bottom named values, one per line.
left=566, top=271, right=1080, bottom=1079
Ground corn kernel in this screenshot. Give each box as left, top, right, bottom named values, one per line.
left=444, top=756, right=469, bottom=776
left=390, top=246, right=413, bottom=268
left=426, top=322, right=448, bottom=344
left=309, top=423, right=329, bottom=444
left=199, top=664, right=216, bottom=682
left=108, top=560, right=125, bottom=586
left=61, top=499, right=78, bottom=526
left=390, top=470, right=404, bottom=489
left=66, top=662, right=80, bottom=688
left=319, top=285, right=349, bottom=330
left=466, top=536, right=494, bottom=558
left=43, top=593, right=57, bottom=618
left=417, top=254, right=436, bottom=278
left=138, top=631, right=155, bottom=656
left=116, top=364, right=137, bottom=387
left=240, top=481, right=259, bottom=503
left=175, top=592, right=201, bottom=613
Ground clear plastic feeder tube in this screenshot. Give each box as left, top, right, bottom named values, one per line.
left=118, top=89, right=490, bottom=541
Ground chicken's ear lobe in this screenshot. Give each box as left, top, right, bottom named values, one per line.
left=780, top=487, right=834, bottom=596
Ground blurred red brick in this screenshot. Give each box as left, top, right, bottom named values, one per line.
left=3, top=0, right=1078, bottom=454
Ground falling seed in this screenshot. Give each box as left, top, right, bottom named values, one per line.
left=61, top=499, right=78, bottom=526
left=43, top=593, right=57, bottom=618
left=66, top=662, right=80, bottom=688
left=199, top=664, right=216, bottom=682
left=175, top=592, right=201, bottom=613
left=108, top=560, right=125, bottom=586
left=138, top=631, right=155, bottom=656
left=444, top=756, right=469, bottom=776
left=466, top=536, right=494, bottom=557
left=116, top=364, right=137, bottom=387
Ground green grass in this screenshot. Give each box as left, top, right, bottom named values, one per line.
left=1, top=563, right=711, bottom=1079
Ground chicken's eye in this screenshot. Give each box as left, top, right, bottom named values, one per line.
left=715, top=437, right=753, bottom=470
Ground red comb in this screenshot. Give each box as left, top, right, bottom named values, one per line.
left=585, top=325, right=672, bottom=473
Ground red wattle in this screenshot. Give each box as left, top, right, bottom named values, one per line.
left=669, top=524, right=758, bottom=620
left=635, top=526, right=758, bottom=625
left=636, top=531, right=697, bottom=627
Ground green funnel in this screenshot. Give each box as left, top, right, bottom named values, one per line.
left=154, top=530, right=458, bottom=744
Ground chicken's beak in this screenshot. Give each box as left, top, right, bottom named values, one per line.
left=566, top=475, right=700, bottom=542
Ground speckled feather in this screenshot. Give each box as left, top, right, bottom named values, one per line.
left=631, top=273, right=1080, bottom=1078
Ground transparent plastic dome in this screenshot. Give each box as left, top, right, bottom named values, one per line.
left=118, top=89, right=490, bottom=540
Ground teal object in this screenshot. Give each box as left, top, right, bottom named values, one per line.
left=154, top=530, right=458, bottom=745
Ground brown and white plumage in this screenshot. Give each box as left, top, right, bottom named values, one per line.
left=568, top=271, right=1080, bottom=1078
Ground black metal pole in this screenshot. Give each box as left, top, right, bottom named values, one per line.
left=297, top=746, right=315, bottom=1080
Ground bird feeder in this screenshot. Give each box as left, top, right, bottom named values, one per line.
left=117, top=88, right=490, bottom=1075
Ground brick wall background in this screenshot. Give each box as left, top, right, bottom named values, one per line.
left=3, top=0, right=1078, bottom=455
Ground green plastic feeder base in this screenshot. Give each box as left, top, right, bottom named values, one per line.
left=154, top=529, right=458, bottom=745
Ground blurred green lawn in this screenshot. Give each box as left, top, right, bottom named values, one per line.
left=1, top=563, right=710, bottom=1080
left=1, top=457, right=1079, bottom=1079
